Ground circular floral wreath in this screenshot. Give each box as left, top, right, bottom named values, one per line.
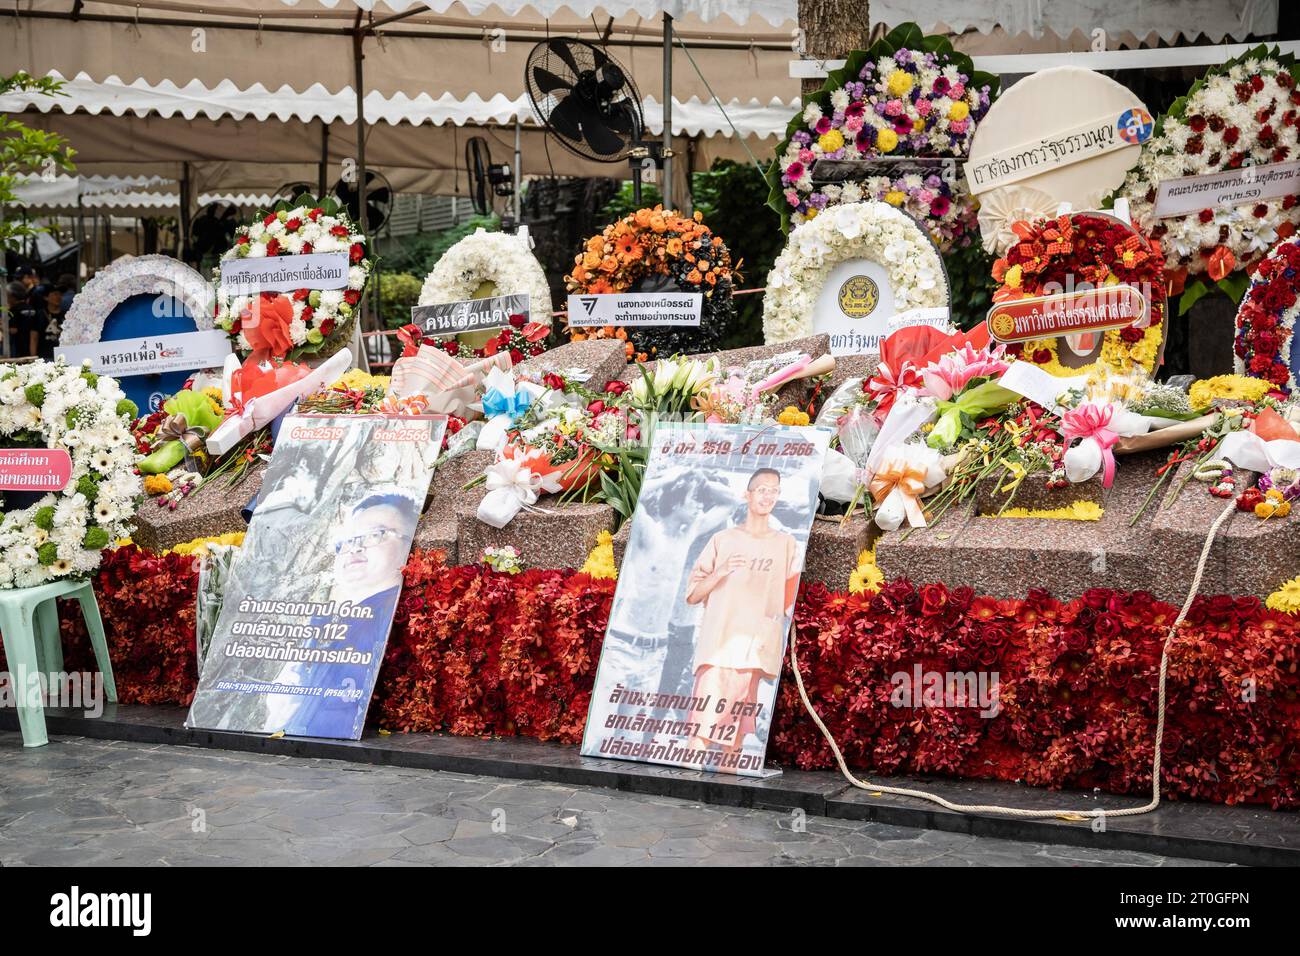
left=61, top=255, right=215, bottom=346
left=215, top=198, right=371, bottom=362
left=992, top=212, right=1167, bottom=378
left=1234, top=236, right=1299, bottom=393
left=420, top=228, right=554, bottom=325
left=0, top=360, right=140, bottom=589
left=565, top=205, right=735, bottom=360
left=1115, top=46, right=1300, bottom=291
left=764, top=201, right=948, bottom=344
left=767, top=22, right=997, bottom=250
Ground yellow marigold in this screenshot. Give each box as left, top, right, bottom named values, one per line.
left=885, top=70, right=913, bottom=97
left=985, top=501, right=1104, bottom=521
left=848, top=547, right=884, bottom=594
left=875, top=128, right=899, bottom=153
left=1004, top=264, right=1023, bottom=289
left=883, top=190, right=906, bottom=207
left=143, top=474, right=173, bottom=496
left=1266, top=575, right=1300, bottom=614
left=912, top=118, right=925, bottom=132
left=166, top=531, right=245, bottom=557
left=333, top=369, right=392, bottom=392
left=948, top=100, right=970, bottom=121
left=580, top=530, right=618, bottom=580
left=1188, top=374, right=1273, bottom=411
left=817, top=129, right=845, bottom=153
left=777, top=405, right=810, bottom=426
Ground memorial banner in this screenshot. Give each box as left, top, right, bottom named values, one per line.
left=411, top=293, right=529, bottom=337
left=186, top=414, right=445, bottom=740
left=218, top=252, right=350, bottom=294
left=1152, top=160, right=1300, bottom=219
left=582, top=423, right=830, bottom=776
left=566, top=292, right=702, bottom=328
left=986, top=285, right=1148, bottom=343
left=58, top=329, right=232, bottom=380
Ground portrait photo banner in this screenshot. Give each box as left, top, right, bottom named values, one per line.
left=581, top=422, right=830, bottom=777
left=186, top=414, right=445, bottom=740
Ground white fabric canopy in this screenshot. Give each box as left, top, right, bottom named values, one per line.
left=0, top=71, right=796, bottom=138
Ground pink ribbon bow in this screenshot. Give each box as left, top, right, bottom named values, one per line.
left=1062, top=403, right=1119, bottom=488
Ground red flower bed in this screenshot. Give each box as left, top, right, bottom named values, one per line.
left=8, top=546, right=1297, bottom=808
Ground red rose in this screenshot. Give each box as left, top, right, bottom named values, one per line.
left=1250, top=354, right=1273, bottom=374
left=1120, top=326, right=1143, bottom=343
left=586, top=400, right=606, bottom=416
left=542, top=373, right=566, bottom=390
left=603, top=379, right=629, bottom=395
left=443, top=340, right=460, bottom=356
left=919, top=583, right=949, bottom=617
left=509, top=348, right=523, bottom=364
left=1032, top=348, right=1052, bottom=363
left=1198, top=209, right=1214, bottom=224
left=508, top=313, right=527, bottom=329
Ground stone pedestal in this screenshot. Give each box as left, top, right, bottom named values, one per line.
left=514, top=339, right=628, bottom=389
left=412, top=449, right=493, bottom=561
left=803, top=513, right=878, bottom=590
left=455, top=498, right=616, bottom=571
left=129, top=464, right=264, bottom=553
left=875, top=450, right=1293, bottom=602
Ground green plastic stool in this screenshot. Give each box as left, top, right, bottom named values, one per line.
left=0, top=579, right=117, bottom=747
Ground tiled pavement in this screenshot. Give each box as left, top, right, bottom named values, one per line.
left=0, top=735, right=1221, bottom=867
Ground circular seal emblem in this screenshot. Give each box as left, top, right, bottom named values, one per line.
left=837, top=275, right=879, bottom=319
left=989, top=310, right=1016, bottom=341
left=1118, top=108, right=1154, bottom=145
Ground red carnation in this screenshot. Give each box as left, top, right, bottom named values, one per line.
left=1188, top=114, right=1207, bottom=133
left=263, top=213, right=278, bottom=227
left=344, top=289, right=361, bottom=305
left=329, top=224, right=349, bottom=237
left=301, top=242, right=314, bottom=254
left=265, top=237, right=281, bottom=256
left=301, top=306, right=314, bottom=323
left=319, top=317, right=335, bottom=336
left=1223, top=127, right=1240, bottom=145
left=285, top=217, right=302, bottom=232
left=308, top=208, right=323, bottom=220
left=292, top=288, right=309, bottom=301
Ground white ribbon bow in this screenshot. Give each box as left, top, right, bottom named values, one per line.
left=476, top=453, right=563, bottom=529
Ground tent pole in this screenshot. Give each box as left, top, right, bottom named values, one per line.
left=352, top=20, right=374, bottom=363
left=318, top=122, right=330, bottom=198
left=178, top=162, right=192, bottom=265
left=513, top=119, right=522, bottom=225
left=662, top=12, right=673, bottom=209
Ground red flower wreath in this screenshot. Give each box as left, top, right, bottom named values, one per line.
left=1234, top=236, right=1300, bottom=393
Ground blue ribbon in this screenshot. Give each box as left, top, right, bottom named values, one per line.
left=482, top=387, right=532, bottom=422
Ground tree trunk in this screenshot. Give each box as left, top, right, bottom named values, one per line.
left=798, top=0, right=872, bottom=96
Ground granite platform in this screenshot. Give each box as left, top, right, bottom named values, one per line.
left=3, top=704, right=1292, bottom=866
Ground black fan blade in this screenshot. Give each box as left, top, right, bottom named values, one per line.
left=367, top=186, right=391, bottom=206
left=581, top=115, right=627, bottom=157
left=546, top=96, right=586, bottom=142
left=532, top=65, right=572, bottom=96
left=548, top=38, right=582, bottom=76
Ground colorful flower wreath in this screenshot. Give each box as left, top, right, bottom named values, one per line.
left=1115, top=45, right=1300, bottom=307
left=0, top=360, right=140, bottom=589
left=992, top=212, right=1167, bottom=378
left=1234, top=236, right=1300, bottom=393
left=564, top=205, right=735, bottom=360
left=215, top=196, right=371, bottom=362
left=766, top=22, right=997, bottom=248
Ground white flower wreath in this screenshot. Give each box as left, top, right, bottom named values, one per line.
left=419, top=229, right=553, bottom=324
left=763, top=201, right=949, bottom=343
left=60, top=255, right=215, bottom=346
left=0, top=360, right=141, bottom=589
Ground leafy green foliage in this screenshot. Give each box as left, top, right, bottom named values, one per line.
left=1, top=72, right=76, bottom=251
left=945, top=242, right=998, bottom=331
left=381, top=214, right=501, bottom=277
left=376, top=271, right=425, bottom=330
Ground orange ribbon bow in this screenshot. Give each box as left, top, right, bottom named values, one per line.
left=869, top=458, right=929, bottom=528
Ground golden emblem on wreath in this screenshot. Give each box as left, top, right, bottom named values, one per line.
left=989, top=310, right=1016, bottom=340
left=837, top=275, right=879, bottom=319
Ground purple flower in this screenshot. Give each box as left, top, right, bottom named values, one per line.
left=894, top=48, right=913, bottom=64
left=793, top=130, right=811, bottom=145
left=856, top=127, right=876, bottom=149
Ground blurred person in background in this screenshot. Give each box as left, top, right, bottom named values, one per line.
left=5, top=282, right=38, bottom=358
left=32, top=283, right=64, bottom=359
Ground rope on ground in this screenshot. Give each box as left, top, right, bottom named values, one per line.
left=788, top=495, right=1240, bottom=823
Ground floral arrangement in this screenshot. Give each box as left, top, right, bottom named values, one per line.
left=0, top=360, right=140, bottom=588
left=23, top=544, right=1300, bottom=807
left=481, top=545, right=523, bottom=574
left=400, top=313, right=550, bottom=366
left=565, top=206, right=736, bottom=359
left=767, top=23, right=996, bottom=246
left=992, top=212, right=1167, bottom=378
left=215, top=196, right=371, bottom=361
left=1189, top=373, right=1276, bottom=409
left=419, top=228, right=554, bottom=329
left=60, top=255, right=215, bottom=347
left=1234, top=236, right=1299, bottom=393
left=1115, top=46, right=1300, bottom=308
left=764, top=201, right=948, bottom=344
left=775, top=580, right=1300, bottom=808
